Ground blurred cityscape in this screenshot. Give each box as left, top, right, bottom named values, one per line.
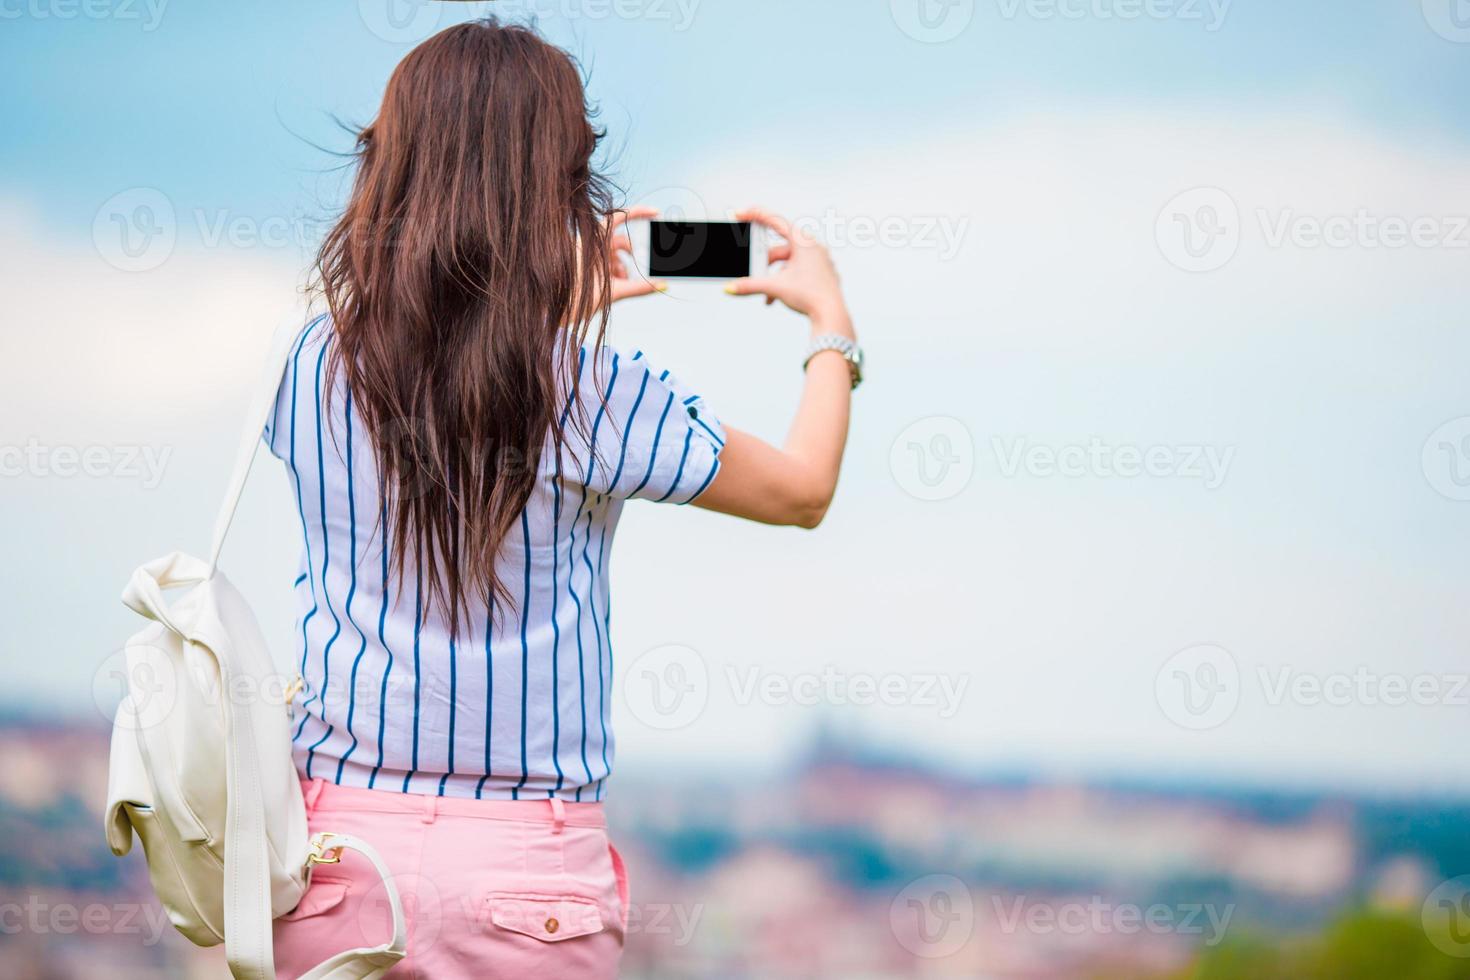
left=3, top=714, right=1468, bottom=979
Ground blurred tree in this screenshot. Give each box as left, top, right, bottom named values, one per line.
left=1143, top=910, right=1470, bottom=980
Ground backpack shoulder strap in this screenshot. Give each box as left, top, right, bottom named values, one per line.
left=219, top=621, right=279, bottom=980
left=205, top=311, right=407, bottom=979
left=207, top=311, right=318, bottom=576
left=296, top=835, right=408, bottom=980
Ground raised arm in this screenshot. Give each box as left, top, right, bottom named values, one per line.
left=693, top=208, right=857, bottom=529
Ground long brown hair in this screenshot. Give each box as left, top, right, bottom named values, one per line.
left=314, top=18, right=613, bottom=634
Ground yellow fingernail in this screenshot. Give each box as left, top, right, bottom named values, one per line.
left=655, top=283, right=669, bottom=293
left=723, top=284, right=738, bottom=295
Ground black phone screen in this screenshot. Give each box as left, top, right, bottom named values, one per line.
left=648, top=220, right=752, bottom=279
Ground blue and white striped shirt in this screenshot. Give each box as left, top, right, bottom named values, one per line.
left=264, top=315, right=725, bottom=800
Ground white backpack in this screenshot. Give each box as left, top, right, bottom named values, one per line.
left=104, top=317, right=408, bottom=980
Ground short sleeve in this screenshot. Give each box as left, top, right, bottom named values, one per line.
left=577, top=349, right=726, bottom=504
left=263, top=315, right=329, bottom=461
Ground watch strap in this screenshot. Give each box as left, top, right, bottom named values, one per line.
left=803, top=334, right=862, bottom=390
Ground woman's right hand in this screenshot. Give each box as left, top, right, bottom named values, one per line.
left=725, top=207, right=852, bottom=336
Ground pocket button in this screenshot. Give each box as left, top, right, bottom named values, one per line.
left=488, top=894, right=602, bottom=942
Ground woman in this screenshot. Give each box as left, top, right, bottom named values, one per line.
left=266, top=18, right=861, bottom=978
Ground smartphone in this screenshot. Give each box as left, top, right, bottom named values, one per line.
left=634, top=219, right=764, bottom=281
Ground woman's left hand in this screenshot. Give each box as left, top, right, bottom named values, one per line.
left=606, top=206, right=666, bottom=303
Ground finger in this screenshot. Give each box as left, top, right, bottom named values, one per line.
left=612, top=278, right=667, bottom=302
left=734, top=207, right=793, bottom=240
left=609, top=245, right=633, bottom=278
left=765, top=243, right=793, bottom=264
left=724, top=277, right=777, bottom=298
left=608, top=205, right=659, bottom=231
left=609, top=234, right=633, bottom=254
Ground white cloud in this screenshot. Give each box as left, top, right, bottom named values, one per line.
left=0, top=200, right=304, bottom=430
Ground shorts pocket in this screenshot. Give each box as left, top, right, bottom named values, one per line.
left=281, top=876, right=350, bottom=921
left=487, top=893, right=604, bottom=943
left=608, top=842, right=630, bottom=931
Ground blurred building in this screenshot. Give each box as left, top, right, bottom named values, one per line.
left=0, top=716, right=1463, bottom=979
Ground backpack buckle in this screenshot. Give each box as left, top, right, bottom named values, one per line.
left=307, top=832, right=344, bottom=866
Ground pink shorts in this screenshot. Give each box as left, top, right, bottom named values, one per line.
left=273, top=779, right=628, bottom=979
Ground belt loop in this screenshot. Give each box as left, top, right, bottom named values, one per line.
left=549, top=797, right=566, bottom=835
left=421, top=793, right=438, bottom=825
left=303, top=777, right=326, bottom=815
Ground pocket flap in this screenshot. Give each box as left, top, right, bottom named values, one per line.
left=489, top=893, right=603, bottom=942
left=282, top=877, right=349, bottom=921
left=105, top=800, right=142, bottom=857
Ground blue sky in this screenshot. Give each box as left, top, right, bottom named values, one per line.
left=4, top=1, right=1470, bottom=793
left=4, top=1, right=1470, bottom=240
